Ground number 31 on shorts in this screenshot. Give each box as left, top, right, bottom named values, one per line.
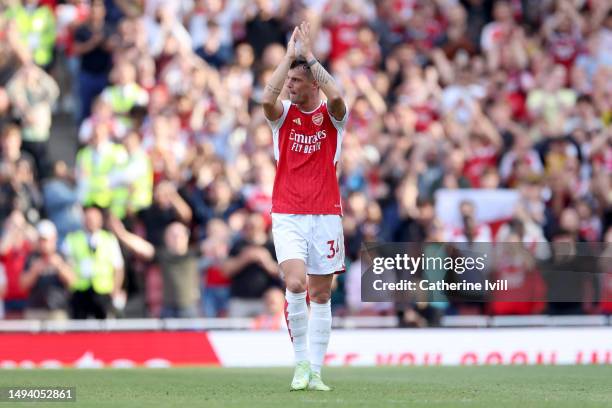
left=326, top=239, right=341, bottom=259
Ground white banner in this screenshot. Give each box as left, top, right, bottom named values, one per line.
left=208, top=328, right=612, bottom=367
left=435, top=189, right=520, bottom=227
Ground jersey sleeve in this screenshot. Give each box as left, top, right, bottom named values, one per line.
left=265, top=100, right=292, bottom=132
left=326, top=101, right=349, bottom=133
left=266, top=100, right=291, bottom=162
left=326, top=102, right=348, bottom=164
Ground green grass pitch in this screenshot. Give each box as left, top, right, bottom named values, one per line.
left=2, top=366, right=611, bottom=407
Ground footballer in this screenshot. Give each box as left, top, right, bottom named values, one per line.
left=262, top=21, right=348, bottom=391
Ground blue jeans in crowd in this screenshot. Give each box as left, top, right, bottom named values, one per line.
left=201, top=285, right=231, bottom=318
left=78, top=70, right=108, bottom=123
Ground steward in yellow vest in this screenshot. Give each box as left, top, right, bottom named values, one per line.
left=5, top=1, right=56, bottom=67
left=76, top=121, right=128, bottom=216
left=100, top=62, right=148, bottom=130
left=61, top=205, right=124, bottom=319
left=108, top=131, right=153, bottom=219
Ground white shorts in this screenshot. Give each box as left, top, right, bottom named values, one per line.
left=271, top=213, right=345, bottom=275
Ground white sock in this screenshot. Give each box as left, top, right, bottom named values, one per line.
left=285, top=290, right=309, bottom=363
left=308, top=300, right=331, bottom=375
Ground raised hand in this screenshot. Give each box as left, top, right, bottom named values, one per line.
left=286, top=27, right=299, bottom=60
left=296, top=21, right=313, bottom=59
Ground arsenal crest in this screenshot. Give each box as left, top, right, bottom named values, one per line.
left=312, top=112, right=324, bottom=126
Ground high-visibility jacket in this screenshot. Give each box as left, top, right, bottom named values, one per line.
left=102, top=84, right=148, bottom=114
left=128, top=150, right=153, bottom=212
left=110, top=150, right=153, bottom=218
left=64, top=230, right=117, bottom=294
left=76, top=143, right=128, bottom=209
left=6, top=5, right=56, bottom=67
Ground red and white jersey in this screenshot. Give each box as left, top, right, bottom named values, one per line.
left=266, top=100, right=347, bottom=215
left=463, top=145, right=499, bottom=188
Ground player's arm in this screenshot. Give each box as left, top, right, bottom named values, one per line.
left=262, top=28, right=298, bottom=121
left=297, top=22, right=346, bottom=121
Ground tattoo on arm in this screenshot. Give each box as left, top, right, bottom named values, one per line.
left=265, top=84, right=282, bottom=96
left=310, top=62, right=334, bottom=86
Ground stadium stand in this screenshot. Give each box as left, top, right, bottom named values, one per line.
left=0, top=0, right=610, bottom=325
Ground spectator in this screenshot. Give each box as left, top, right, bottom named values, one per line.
left=145, top=2, right=192, bottom=58
left=0, top=126, right=39, bottom=220
left=137, top=181, right=192, bottom=248
left=488, top=222, right=546, bottom=315
left=5, top=63, right=59, bottom=179
left=73, top=0, right=114, bottom=121
left=252, top=287, right=286, bottom=330
left=244, top=0, right=287, bottom=59
left=142, top=114, right=181, bottom=182
left=496, top=205, right=550, bottom=260
left=566, top=95, right=605, bottom=134
left=4, top=0, right=56, bottom=69
left=540, top=227, right=598, bottom=315
left=100, top=61, right=148, bottom=118
left=194, top=20, right=233, bottom=68
left=576, top=198, right=602, bottom=242
left=439, top=4, right=477, bottom=59
left=104, top=0, right=139, bottom=27
left=75, top=120, right=128, bottom=215
left=0, top=210, right=36, bottom=318
left=392, top=197, right=436, bottom=243
left=109, top=217, right=200, bottom=318
left=78, top=97, right=128, bottom=144
left=54, top=0, right=91, bottom=116
left=61, top=205, right=125, bottom=319
left=42, top=160, right=82, bottom=244
left=11, top=156, right=43, bottom=224
left=0, top=16, right=32, bottom=85
left=222, top=212, right=280, bottom=317
left=20, top=220, right=76, bottom=320
left=480, top=0, right=518, bottom=71
left=543, top=0, right=584, bottom=69
left=445, top=200, right=492, bottom=242
left=111, top=130, right=153, bottom=218
left=187, top=0, right=236, bottom=52
left=323, top=0, right=373, bottom=62
left=527, top=63, right=577, bottom=129
left=429, top=148, right=472, bottom=197
left=0, top=124, right=35, bottom=173
left=499, top=132, right=544, bottom=187
left=199, top=218, right=232, bottom=317
left=190, top=177, right=243, bottom=231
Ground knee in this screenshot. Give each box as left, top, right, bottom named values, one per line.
left=282, top=261, right=307, bottom=293
left=286, top=277, right=306, bottom=294
left=309, top=289, right=331, bottom=304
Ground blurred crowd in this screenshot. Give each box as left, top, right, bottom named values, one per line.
left=0, top=0, right=610, bottom=325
